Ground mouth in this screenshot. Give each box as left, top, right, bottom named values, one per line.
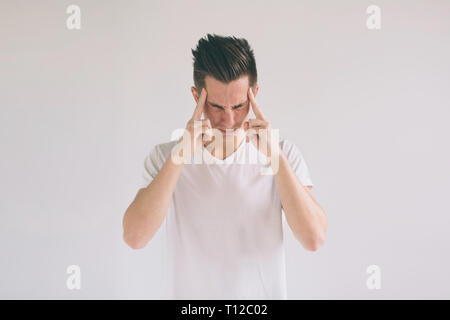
left=219, top=128, right=235, bottom=135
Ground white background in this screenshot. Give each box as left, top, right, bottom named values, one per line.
left=1, top=0, right=449, bottom=299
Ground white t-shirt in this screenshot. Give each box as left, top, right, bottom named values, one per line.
left=140, top=138, right=313, bottom=299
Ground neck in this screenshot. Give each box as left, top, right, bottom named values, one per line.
left=204, top=128, right=246, bottom=160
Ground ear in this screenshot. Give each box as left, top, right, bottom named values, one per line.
left=252, top=85, right=259, bottom=98
left=191, top=86, right=199, bottom=104
left=246, top=85, right=259, bottom=120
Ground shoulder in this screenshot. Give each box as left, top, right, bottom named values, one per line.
left=279, top=138, right=302, bottom=157
left=146, top=140, right=179, bottom=163
left=141, top=140, right=179, bottom=186
left=145, top=140, right=177, bottom=166
left=154, top=140, right=179, bottom=157
left=278, top=138, right=309, bottom=168
left=278, top=138, right=313, bottom=187
left=279, top=138, right=293, bottom=150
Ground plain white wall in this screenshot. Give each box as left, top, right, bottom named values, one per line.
left=1, top=0, right=449, bottom=299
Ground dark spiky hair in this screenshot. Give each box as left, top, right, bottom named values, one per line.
left=191, top=33, right=258, bottom=92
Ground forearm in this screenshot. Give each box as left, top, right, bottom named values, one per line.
left=123, top=143, right=184, bottom=249
left=272, top=148, right=327, bottom=250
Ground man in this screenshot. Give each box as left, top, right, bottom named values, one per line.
left=122, top=34, right=327, bottom=299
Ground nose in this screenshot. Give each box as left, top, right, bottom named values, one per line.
left=222, top=109, right=235, bottom=128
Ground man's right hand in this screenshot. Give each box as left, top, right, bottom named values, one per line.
left=172, top=88, right=213, bottom=163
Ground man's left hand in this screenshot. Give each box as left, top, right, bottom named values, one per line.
left=244, top=87, right=276, bottom=158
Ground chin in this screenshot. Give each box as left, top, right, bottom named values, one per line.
left=219, top=129, right=234, bottom=135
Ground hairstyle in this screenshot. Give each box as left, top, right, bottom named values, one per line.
left=191, top=33, right=258, bottom=93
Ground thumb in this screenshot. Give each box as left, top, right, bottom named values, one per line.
left=244, top=121, right=250, bottom=143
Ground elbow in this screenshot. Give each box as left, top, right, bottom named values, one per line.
left=303, top=231, right=326, bottom=252
left=123, top=232, right=149, bottom=250
left=307, top=210, right=328, bottom=251
left=122, top=209, right=150, bottom=250
left=306, top=238, right=325, bottom=252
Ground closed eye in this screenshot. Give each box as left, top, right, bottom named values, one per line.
left=208, top=101, right=247, bottom=110
left=211, top=105, right=241, bottom=110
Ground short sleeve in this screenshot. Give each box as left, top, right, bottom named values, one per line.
left=140, top=144, right=165, bottom=189
left=280, top=139, right=314, bottom=188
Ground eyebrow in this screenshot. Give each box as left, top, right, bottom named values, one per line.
left=207, top=100, right=248, bottom=109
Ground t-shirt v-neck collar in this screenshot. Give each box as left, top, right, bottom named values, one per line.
left=201, top=138, right=247, bottom=164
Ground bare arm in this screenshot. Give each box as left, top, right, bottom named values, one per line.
left=122, top=87, right=211, bottom=249
left=244, top=87, right=327, bottom=252
left=272, top=147, right=327, bottom=251
left=122, top=149, right=184, bottom=249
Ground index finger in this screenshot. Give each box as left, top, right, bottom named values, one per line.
left=192, top=88, right=207, bottom=120
left=248, top=87, right=266, bottom=120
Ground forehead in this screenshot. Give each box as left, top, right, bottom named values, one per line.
left=204, top=75, right=249, bottom=105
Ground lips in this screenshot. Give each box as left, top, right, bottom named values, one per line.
left=219, top=128, right=234, bottom=134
